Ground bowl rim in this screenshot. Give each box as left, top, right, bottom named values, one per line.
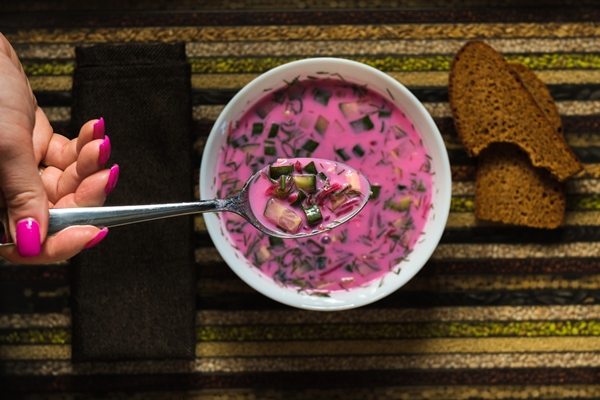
left=200, top=57, right=451, bottom=311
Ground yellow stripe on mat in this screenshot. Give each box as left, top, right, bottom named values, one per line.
left=16, top=37, right=600, bottom=60
left=7, top=23, right=600, bottom=43
left=2, top=337, right=600, bottom=360
left=195, top=337, right=600, bottom=357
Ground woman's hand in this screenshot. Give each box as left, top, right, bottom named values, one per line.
left=0, top=32, right=119, bottom=264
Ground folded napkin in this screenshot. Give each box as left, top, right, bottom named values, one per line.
left=69, top=43, right=196, bottom=361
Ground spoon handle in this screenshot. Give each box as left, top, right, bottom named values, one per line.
left=47, top=201, right=224, bottom=235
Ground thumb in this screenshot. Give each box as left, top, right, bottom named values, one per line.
left=0, top=130, right=48, bottom=258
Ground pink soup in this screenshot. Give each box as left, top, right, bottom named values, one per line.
left=215, top=77, right=433, bottom=293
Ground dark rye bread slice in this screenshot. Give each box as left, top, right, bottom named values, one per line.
left=475, top=143, right=566, bottom=228
left=475, top=64, right=566, bottom=229
left=448, top=40, right=582, bottom=181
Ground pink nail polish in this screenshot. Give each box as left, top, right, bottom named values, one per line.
left=98, top=136, right=111, bottom=167
left=105, top=164, right=120, bottom=195
left=84, top=227, right=108, bottom=249
left=93, top=117, right=105, bottom=140
left=16, top=218, right=41, bottom=257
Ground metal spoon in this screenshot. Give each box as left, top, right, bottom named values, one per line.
left=0, top=159, right=371, bottom=244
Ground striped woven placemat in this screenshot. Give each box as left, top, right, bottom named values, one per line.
left=2, top=2, right=600, bottom=399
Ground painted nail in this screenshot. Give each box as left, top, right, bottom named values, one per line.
left=0, top=233, right=7, bottom=244
left=84, top=227, right=108, bottom=249
left=105, top=164, right=120, bottom=195
left=16, top=218, right=41, bottom=257
left=98, top=135, right=111, bottom=167
left=93, top=117, right=105, bottom=140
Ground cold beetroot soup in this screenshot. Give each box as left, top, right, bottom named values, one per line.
left=215, top=77, right=433, bottom=294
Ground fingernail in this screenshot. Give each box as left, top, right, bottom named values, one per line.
left=16, top=218, right=41, bottom=257
left=98, top=135, right=111, bottom=167
left=0, top=233, right=7, bottom=244
left=105, top=164, right=120, bottom=195
left=84, top=227, right=108, bottom=249
left=93, top=117, right=105, bottom=140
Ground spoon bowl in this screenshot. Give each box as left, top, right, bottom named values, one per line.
left=0, top=158, right=370, bottom=244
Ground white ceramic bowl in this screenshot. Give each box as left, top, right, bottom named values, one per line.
left=200, top=58, right=451, bottom=311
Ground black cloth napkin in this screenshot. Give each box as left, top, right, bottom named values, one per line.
left=69, top=43, right=196, bottom=361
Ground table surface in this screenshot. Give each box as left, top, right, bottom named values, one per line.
left=2, top=1, right=600, bottom=399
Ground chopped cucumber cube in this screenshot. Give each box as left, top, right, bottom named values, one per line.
left=303, top=204, right=323, bottom=225
left=314, top=115, right=329, bottom=136
left=290, top=190, right=308, bottom=206
left=294, top=175, right=317, bottom=193
left=252, top=123, right=264, bottom=136
left=385, top=196, right=412, bottom=212
left=268, top=236, right=285, bottom=247
left=350, top=115, right=374, bottom=133
left=302, top=139, right=320, bottom=153
left=352, top=144, right=365, bottom=157
left=269, top=164, right=294, bottom=179
left=335, top=148, right=351, bottom=161
left=264, top=198, right=302, bottom=233
left=303, top=161, right=318, bottom=174
left=264, top=146, right=276, bottom=156
left=268, top=123, right=280, bottom=138
left=370, top=185, right=382, bottom=200
left=256, top=245, right=271, bottom=263
left=339, top=101, right=361, bottom=118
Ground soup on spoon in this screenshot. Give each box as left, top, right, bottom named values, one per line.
left=249, top=157, right=371, bottom=236
left=0, top=157, right=370, bottom=244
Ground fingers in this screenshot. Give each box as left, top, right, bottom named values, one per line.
left=42, top=136, right=112, bottom=204
left=40, top=118, right=104, bottom=170
left=53, top=164, right=119, bottom=209
left=0, top=226, right=108, bottom=265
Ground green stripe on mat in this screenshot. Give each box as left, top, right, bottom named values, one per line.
left=451, top=195, right=600, bottom=212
